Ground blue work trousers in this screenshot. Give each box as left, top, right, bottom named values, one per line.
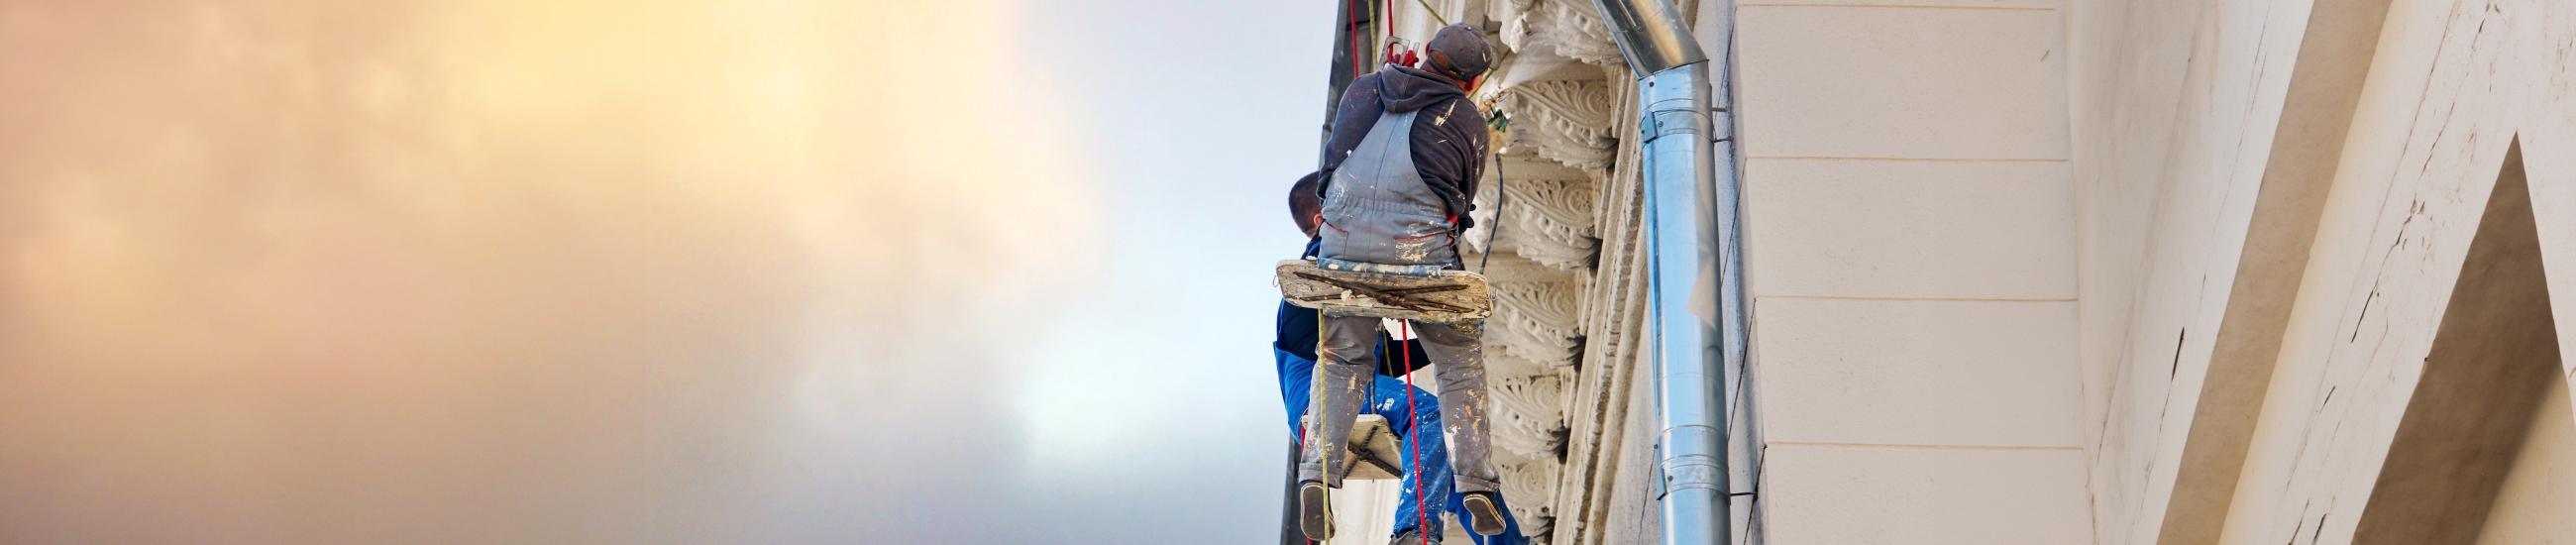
left=1276, top=314, right=1523, bottom=542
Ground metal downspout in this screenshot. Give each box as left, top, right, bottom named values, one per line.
left=1592, top=0, right=1742, bottom=544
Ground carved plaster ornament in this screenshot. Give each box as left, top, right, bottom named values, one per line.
left=1490, top=0, right=1536, bottom=53
left=1474, top=254, right=1582, bottom=368
left=1473, top=147, right=1586, bottom=270
left=1471, top=253, right=1577, bottom=460
left=1492, top=0, right=1619, bottom=66
left=1461, top=158, right=1506, bottom=257
left=1488, top=361, right=1570, bottom=458
left=1497, top=453, right=1561, bottom=536
left=1498, top=178, right=1600, bottom=271
left=1500, top=79, right=1617, bottom=174
left=1490, top=283, right=1582, bottom=367
left=1464, top=175, right=1600, bottom=271
left=1484, top=349, right=1556, bottom=386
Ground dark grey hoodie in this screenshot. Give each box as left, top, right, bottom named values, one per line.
left=1317, top=64, right=1489, bottom=231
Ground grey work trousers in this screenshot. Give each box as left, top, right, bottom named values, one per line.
left=1298, top=315, right=1500, bottom=493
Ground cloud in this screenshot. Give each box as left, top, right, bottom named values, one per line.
left=0, top=1, right=1095, bottom=542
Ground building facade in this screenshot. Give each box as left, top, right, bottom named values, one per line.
left=1320, top=1, right=2576, bottom=544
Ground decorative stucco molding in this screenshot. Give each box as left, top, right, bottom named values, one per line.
left=1500, top=80, right=1617, bottom=174
left=1490, top=280, right=1583, bottom=368
left=1498, top=453, right=1562, bottom=537
left=1492, top=0, right=1620, bottom=66
left=1552, top=83, right=1648, bottom=544
left=1468, top=256, right=1579, bottom=541
left=1505, top=178, right=1601, bottom=270
left=1489, top=356, right=1570, bottom=458
left=1470, top=254, right=1583, bottom=368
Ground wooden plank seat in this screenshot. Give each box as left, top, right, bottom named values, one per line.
left=1276, top=259, right=1492, bottom=325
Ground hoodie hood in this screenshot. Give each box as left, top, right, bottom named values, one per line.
left=1373, top=64, right=1466, bottom=114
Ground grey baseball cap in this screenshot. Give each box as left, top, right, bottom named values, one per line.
left=1426, top=23, right=1492, bottom=81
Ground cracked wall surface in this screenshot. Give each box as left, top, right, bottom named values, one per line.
left=2076, top=1, right=2576, bottom=544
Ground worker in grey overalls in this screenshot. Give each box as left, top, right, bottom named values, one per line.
left=1299, top=23, right=1504, bottom=541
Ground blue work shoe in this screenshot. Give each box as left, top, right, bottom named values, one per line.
left=1299, top=480, right=1334, bottom=540
left=1460, top=490, right=1506, bottom=536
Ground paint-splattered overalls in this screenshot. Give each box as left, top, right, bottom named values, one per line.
left=1302, top=108, right=1500, bottom=497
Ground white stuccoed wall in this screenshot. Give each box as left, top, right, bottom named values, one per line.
left=1731, top=1, right=2090, bottom=543
left=2067, top=1, right=2576, bottom=544
left=2211, top=2, right=2575, bottom=543
left=2065, top=0, right=2333, bottom=541
left=1327, top=479, right=1404, bottom=545
left=2471, top=373, right=2576, bottom=545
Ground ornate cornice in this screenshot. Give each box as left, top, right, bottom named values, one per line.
left=1550, top=92, right=1649, bottom=544
left=1502, top=178, right=1601, bottom=271
left=1468, top=253, right=1578, bottom=459
left=1500, top=79, right=1617, bottom=174
left=1493, top=0, right=1621, bottom=66
left=1498, top=453, right=1561, bottom=536
left=1489, top=356, right=1570, bottom=458
left=1467, top=253, right=1580, bottom=541
left=1471, top=255, right=1583, bottom=369
left=1490, top=280, right=1582, bottom=368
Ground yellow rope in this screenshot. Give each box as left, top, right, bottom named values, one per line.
left=1413, top=0, right=1450, bottom=27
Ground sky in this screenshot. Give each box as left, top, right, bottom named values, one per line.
left=0, top=1, right=1330, bottom=543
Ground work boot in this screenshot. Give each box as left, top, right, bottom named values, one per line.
left=1389, top=527, right=1439, bottom=544
left=1461, top=490, right=1506, bottom=536
left=1299, top=480, right=1334, bottom=540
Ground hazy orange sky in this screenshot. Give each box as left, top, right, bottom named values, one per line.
left=0, top=0, right=1344, bottom=540
left=0, top=0, right=1357, bottom=541
left=0, top=1, right=1113, bottom=542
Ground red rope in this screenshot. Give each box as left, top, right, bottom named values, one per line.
left=1349, top=0, right=1367, bottom=79
left=1383, top=0, right=1399, bottom=66
left=1401, top=321, right=1429, bottom=544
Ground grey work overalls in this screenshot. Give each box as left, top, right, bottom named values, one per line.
left=1301, top=109, right=1500, bottom=495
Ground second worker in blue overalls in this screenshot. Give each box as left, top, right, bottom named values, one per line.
left=1298, top=23, right=1505, bottom=540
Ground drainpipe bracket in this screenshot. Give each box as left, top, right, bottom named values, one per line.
left=1644, top=106, right=1708, bottom=144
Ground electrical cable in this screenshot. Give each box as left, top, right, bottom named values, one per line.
left=1401, top=320, right=1428, bottom=544
left=1729, top=349, right=1763, bottom=545
left=1479, top=152, right=1505, bottom=272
